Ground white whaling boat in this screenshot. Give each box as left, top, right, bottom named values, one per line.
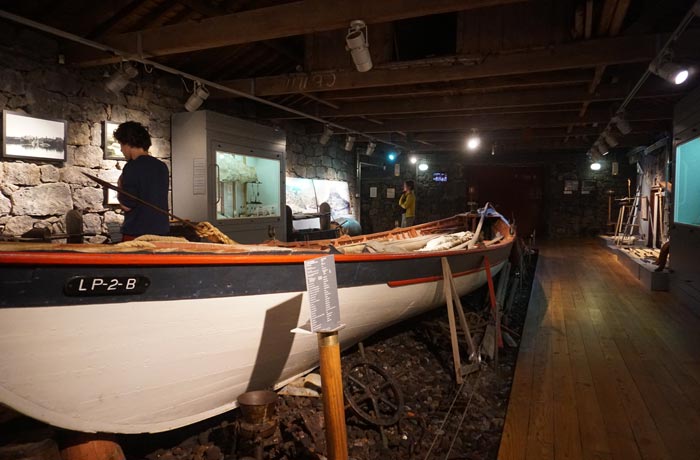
left=0, top=210, right=513, bottom=434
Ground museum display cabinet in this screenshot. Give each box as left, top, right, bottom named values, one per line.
left=172, top=111, right=286, bottom=243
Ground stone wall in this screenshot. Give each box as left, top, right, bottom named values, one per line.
left=0, top=27, right=187, bottom=241
left=359, top=152, right=471, bottom=234
left=545, top=156, right=635, bottom=238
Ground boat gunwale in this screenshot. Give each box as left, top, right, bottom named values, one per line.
left=0, top=213, right=513, bottom=266
left=0, top=237, right=513, bottom=266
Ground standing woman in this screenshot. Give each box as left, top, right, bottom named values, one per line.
left=114, top=121, right=170, bottom=241
left=398, top=180, right=416, bottom=227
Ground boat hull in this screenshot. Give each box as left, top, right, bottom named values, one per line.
left=0, top=214, right=513, bottom=433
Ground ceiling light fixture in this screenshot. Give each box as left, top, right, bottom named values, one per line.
left=409, top=155, right=418, bottom=164
left=590, top=161, right=602, bottom=171
left=184, top=81, right=210, bottom=112
left=602, top=130, right=619, bottom=147
left=597, top=138, right=610, bottom=156
left=418, top=162, right=429, bottom=171
left=319, top=125, right=333, bottom=145
left=344, top=135, right=356, bottom=151
left=649, top=55, right=689, bottom=85
left=346, top=20, right=372, bottom=72
left=365, top=141, right=376, bottom=156
left=466, top=131, right=481, bottom=151
left=105, top=63, right=138, bottom=94
left=612, top=113, right=632, bottom=135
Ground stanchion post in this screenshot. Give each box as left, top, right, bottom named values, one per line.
left=318, top=331, right=348, bottom=460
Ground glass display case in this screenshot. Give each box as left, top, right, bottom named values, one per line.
left=172, top=111, right=286, bottom=243
left=216, top=150, right=280, bottom=220
left=674, top=136, right=700, bottom=227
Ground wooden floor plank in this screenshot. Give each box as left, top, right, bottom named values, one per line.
left=499, top=240, right=700, bottom=460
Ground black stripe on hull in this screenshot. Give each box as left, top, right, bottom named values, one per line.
left=0, top=245, right=511, bottom=308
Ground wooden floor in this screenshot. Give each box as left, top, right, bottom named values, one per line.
left=498, top=240, right=700, bottom=460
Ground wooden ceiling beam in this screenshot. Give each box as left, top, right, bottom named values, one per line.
left=318, top=70, right=596, bottom=102
left=409, top=124, right=667, bottom=142
left=259, top=84, right=680, bottom=119
left=218, top=31, right=699, bottom=97
left=409, top=135, right=653, bottom=151
left=209, top=69, right=596, bottom=101
left=310, top=107, right=672, bottom=134
left=68, top=0, right=526, bottom=65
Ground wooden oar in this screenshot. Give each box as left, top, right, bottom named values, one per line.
left=82, top=172, right=199, bottom=232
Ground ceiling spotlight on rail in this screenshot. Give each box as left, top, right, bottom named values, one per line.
left=611, top=113, right=632, bottom=135
left=365, top=141, right=376, bottom=156
left=346, top=20, right=372, bottom=72
left=602, top=130, right=619, bottom=148
left=409, top=154, right=418, bottom=164
left=105, top=63, right=138, bottom=94
left=344, top=134, right=356, bottom=152
left=184, top=81, right=210, bottom=112
left=418, top=161, right=429, bottom=171
left=590, top=161, right=602, bottom=171
left=319, top=125, right=333, bottom=145
left=649, top=52, right=689, bottom=85
left=596, top=138, right=610, bottom=156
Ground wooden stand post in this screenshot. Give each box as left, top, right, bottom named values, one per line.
left=318, top=331, right=348, bottom=460
left=441, top=258, right=477, bottom=372
left=483, top=256, right=503, bottom=362
left=59, top=433, right=124, bottom=460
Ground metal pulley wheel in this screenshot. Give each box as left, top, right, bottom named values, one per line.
left=344, top=362, right=404, bottom=426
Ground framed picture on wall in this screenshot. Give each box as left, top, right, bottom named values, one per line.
left=2, top=110, right=67, bottom=162
left=104, top=186, right=120, bottom=205
left=103, top=121, right=124, bottom=160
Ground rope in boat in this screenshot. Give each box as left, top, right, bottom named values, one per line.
left=193, top=221, right=237, bottom=245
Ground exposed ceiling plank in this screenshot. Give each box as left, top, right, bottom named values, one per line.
left=68, top=0, right=527, bottom=65
left=312, top=107, right=673, bottom=134
left=218, top=31, right=699, bottom=97
left=85, top=0, right=148, bottom=39
left=597, top=0, right=618, bottom=36
left=259, top=85, right=680, bottom=119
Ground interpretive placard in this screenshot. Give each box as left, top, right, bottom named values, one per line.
left=193, top=158, right=206, bottom=195
left=304, top=255, right=341, bottom=332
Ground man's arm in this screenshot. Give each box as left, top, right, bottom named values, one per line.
left=117, top=175, right=137, bottom=211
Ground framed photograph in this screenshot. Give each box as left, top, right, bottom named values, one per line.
left=103, top=121, right=124, bottom=160
left=581, top=179, right=596, bottom=195
left=104, top=187, right=120, bottom=205
left=2, top=110, right=67, bottom=162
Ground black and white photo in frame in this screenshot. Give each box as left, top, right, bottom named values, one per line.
left=2, top=110, right=67, bottom=162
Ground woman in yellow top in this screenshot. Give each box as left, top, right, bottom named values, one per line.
left=398, top=180, right=416, bottom=227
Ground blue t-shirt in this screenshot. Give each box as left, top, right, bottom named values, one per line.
left=119, top=155, right=170, bottom=236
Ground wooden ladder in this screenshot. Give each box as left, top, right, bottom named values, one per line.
left=615, top=185, right=641, bottom=245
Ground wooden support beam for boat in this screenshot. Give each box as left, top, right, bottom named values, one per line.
left=317, top=332, right=348, bottom=460
left=59, top=433, right=125, bottom=460
left=442, top=257, right=477, bottom=360
left=483, top=256, right=503, bottom=357
left=441, top=257, right=464, bottom=385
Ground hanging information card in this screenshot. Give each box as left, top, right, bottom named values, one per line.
left=193, top=158, right=207, bottom=195
left=302, top=255, right=342, bottom=333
